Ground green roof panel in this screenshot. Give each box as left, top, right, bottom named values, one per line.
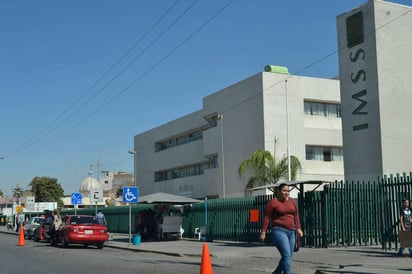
left=264, top=65, right=289, bottom=74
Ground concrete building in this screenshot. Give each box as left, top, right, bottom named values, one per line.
left=133, top=68, right=344, bottom=199
left=337, top=0, right=412, bottom=182
left=99, top=171, right=134, bottom=191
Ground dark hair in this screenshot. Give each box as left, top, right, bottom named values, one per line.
left=277, top=183, right=288, bottom=190
left=402, top=198, right=409, bottom=202
left=275, top=183, right=289, bottom=197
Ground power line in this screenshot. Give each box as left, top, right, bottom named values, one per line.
left=116, top=6, right=412, bottom=167
left=16, top=0, right=234, bottom=155
left=6, top=0, right=182, bottom=157
left=6, top=2, right=411, bottom=177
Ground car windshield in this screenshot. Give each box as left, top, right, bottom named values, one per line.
left=69, top=216, right=98, bottom=225
left=34, top=218, right=44, bottom=225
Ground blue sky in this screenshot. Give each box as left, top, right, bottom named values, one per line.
left=0, top=0, right=410, bottom=196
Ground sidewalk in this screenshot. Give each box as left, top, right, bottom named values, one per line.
left=106, top=233, right=412, bottom=274
left=2, top=225, right=411, bottom=273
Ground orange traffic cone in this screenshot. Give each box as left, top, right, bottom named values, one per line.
left=200, top=243, right=213, bottom=274
left=18, top=223, right=25, bottom=246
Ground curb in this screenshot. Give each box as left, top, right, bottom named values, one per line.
left=105, top=242, right=185, bottom=257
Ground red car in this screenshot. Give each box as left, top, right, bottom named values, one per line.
left=57, top=215, right=108, bottom=249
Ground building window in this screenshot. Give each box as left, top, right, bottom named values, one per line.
left=154, top=159, right=218, bottom=182
left=210, top=116, right=219, bottom=127
left=306, top=145, right=343, bottom=162
left=304, top=101, right=341, bottom=118
left=155, top=130, right=203, bottom=152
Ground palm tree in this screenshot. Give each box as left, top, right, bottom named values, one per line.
left=238, top=150, right=301, bottom=194
left=12, top=185, right=24, bottom=202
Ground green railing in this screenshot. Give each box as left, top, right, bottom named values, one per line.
left=379, top=173, right=412, bottom=250
left=55, top=172, right=412, bottom=248
left=182, top=195, right=271, bottom=243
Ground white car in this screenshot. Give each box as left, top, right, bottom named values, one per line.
left=23, top=216, right=45, bottom=239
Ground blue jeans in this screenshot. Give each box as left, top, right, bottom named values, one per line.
left=271, top=227, right=295, bottom=274
left=399, top=246, right=412, bottom=255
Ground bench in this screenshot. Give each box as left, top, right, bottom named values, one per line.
left=160, top=216, right=184, bottom=240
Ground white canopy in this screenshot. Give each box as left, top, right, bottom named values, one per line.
left=250, top=180, right=330, bottom=193
left=138, top=192, right=202, bottom=205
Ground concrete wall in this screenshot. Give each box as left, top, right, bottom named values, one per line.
left=133, top=71, right=344, bottom=199
left=337, top=0, right=412, bottom=182
left=262, top=73, right=343, bottom=184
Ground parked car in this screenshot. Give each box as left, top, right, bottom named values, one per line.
left=57, top=215, right=108, bottom=249
left=23, top=216, right=45, bottom=239
left=33, top=213, right=53, bottom=242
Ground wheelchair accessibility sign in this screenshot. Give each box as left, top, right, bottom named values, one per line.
left=123, top=186, right=138, bottom=203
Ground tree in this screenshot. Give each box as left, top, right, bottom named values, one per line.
left=29, top=176, right=64, bottom=207
left=12, top=185, right=24, bottom=201
left=0, top=189, right=3, bottom=197
left=238, top=150, right=301, bottom=194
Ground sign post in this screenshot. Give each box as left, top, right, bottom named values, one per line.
left=122, top=186, right=138, bottom=245
left=90, top=189, right=103, bottom=216
left=26, top=196, right=35, bottom=215
left=71, top=193, right=82, bottom=215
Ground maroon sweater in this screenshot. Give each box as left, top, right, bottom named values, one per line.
left=261, top=198, right=301, bottom=232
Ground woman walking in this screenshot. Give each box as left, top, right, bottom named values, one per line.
left=260, top=183, right=303, bottom=274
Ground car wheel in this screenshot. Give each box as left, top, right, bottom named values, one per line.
left=97, top=242, right=104, bottom=249
left=34, top=231, right=39, bottom=242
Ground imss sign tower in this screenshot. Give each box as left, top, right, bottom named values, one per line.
left=337, top=0, right=412, bottom=182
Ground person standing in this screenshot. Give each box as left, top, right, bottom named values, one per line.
left=97, top=211, right=107, bottom=225
left=260, top=183, right=304, bottom=274
left=50, top=209, right=61, bottom=246
left=15, top=214, right=19, bottom=232
left=398, top=198, right=412, bottom=257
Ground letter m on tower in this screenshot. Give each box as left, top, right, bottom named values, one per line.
left=352, top=89, right=367, bottom=115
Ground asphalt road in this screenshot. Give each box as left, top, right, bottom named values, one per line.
left=0, top=232, right=279, bottom=274
left=0, top=233, right=202, bottom=274
left=3, top=226, right=412, bottom=274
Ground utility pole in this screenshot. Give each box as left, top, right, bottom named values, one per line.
left=285, top=80, right=291, bottom=181
left=96, top=160, right=102, bottom=183
left=128, top=150, right=136, bottom=187
left=217, top=114, right=225, bottom=198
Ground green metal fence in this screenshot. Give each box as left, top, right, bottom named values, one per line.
left=380, top=173, right=412, bottom=251
left=57, top=173, right=412, bottom=248
left=322, top=180, right=381, bottom=247
left=182, top=173, right=412, bottom=248
left=305, top=173, right=412, bottom=249
left=182, top=195, right=272, bottom=243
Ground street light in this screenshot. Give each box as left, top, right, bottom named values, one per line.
left=128, top=150, right=136, bottom=187
left=217, top=114, right=225, bottom=198
left=285, top=80, right=291, bottom=181
left=127, top=149, right=137, bottom=245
